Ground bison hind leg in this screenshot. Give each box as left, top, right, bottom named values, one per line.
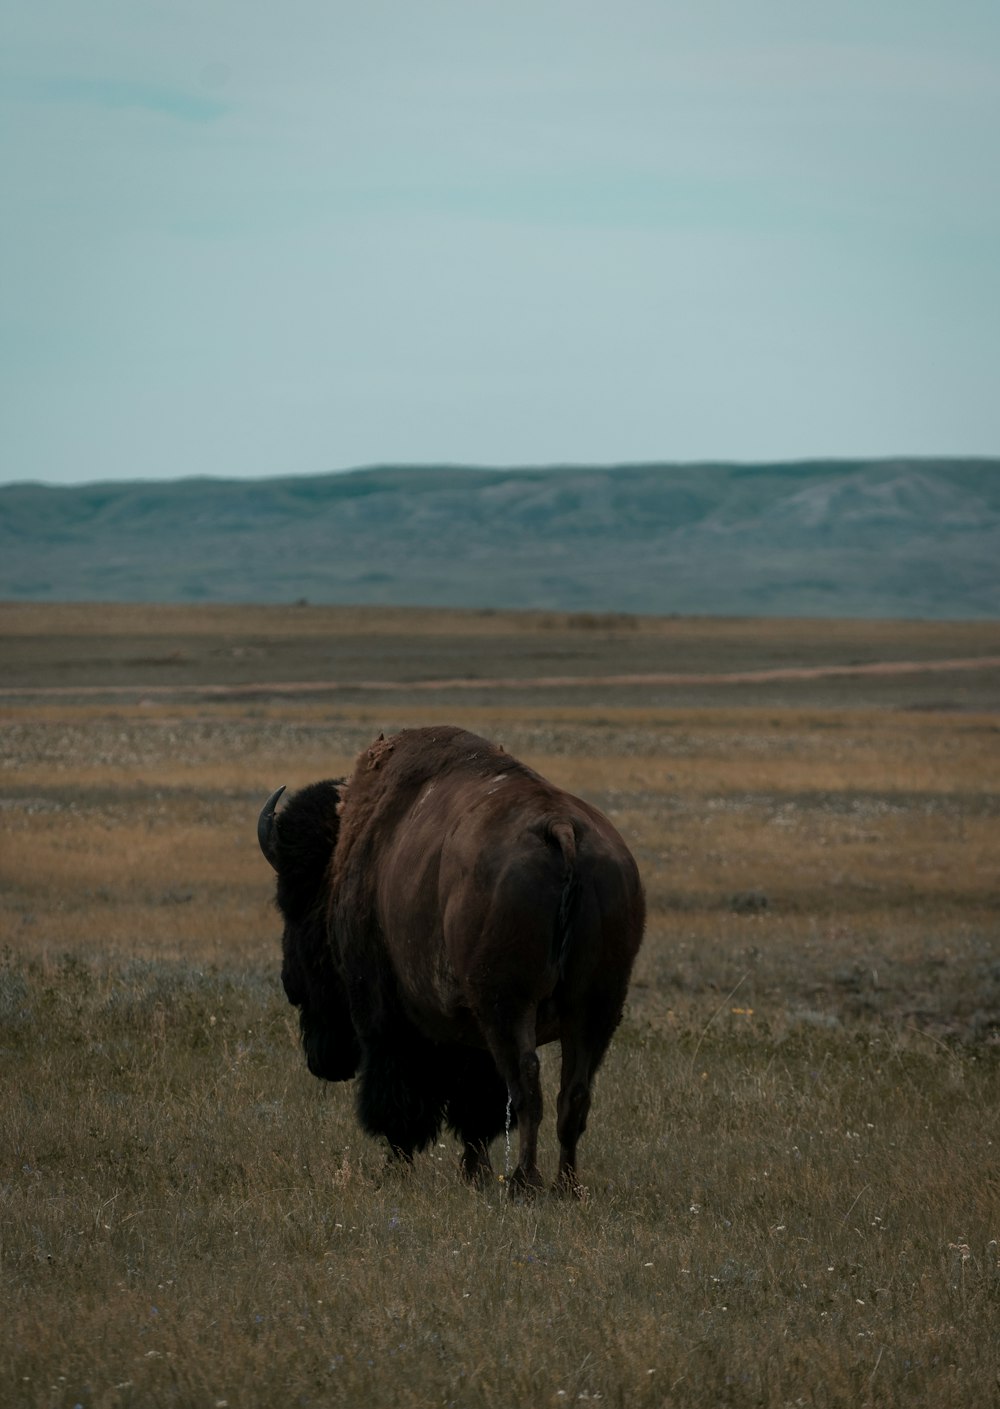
left=554, top=1003, right=624, bottom=1195
left=355, top=1029, right=446, bottom=1162
left=477, top=1008, right=545, bottom=1194
left=442, top=1046, right=510, bottom=1187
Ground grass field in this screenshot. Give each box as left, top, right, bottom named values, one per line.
left=2, top=606, right=998, bottom=1407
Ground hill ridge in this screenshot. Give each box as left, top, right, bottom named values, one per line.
left=3, top=459, right=998, bottom=618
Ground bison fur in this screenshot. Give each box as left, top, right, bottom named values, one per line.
left=259, top=726, right=645, bottom=1191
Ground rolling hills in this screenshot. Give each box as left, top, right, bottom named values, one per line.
left=2, top=459, right=998, bottom=617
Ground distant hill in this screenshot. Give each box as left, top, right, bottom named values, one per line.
left=2, top=460, right=998, bottom=618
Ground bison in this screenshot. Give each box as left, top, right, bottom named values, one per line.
left=258, top=725, right=645, bottom=1191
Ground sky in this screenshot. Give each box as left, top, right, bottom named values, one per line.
left=2, top=1, right=999, bottom=486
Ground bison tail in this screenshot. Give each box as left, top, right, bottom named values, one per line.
left=547, top=819, right=579, bottom=977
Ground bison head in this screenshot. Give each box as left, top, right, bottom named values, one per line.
left=258, top=779, right=360, bottom=1082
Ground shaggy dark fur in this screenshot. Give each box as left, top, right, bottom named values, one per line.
left=260, top=726, right=645, bottom=1190
left=268, top=780, right=360, bottom=1082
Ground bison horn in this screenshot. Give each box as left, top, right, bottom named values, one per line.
left=257, top=785, right=287, bottom=870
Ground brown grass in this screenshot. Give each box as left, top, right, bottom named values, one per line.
left=4, top=600, right=998, bottom=649
left=1, top=609, right=998, bottom=1407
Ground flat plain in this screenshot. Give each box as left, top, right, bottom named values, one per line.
left=2, top=604, right=998, bottom=1408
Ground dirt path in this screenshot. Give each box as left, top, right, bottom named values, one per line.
left=4, top=655, right=1000, bottom=699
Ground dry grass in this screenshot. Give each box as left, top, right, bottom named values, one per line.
left=4, top=600, right=998, bottom=650
left=2, top=950, right=997, bottom=1409
left=1, top=611, right=998, bottom=1407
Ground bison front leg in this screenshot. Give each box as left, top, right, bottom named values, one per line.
left=355, top=1032, right=446, bottom=1166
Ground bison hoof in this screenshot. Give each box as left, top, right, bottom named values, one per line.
left=376, top=1147, right=415, bottom=1185
left=461, top=1149, right=494, bottom=1188
left=506, top=1166, right=545, bottom=1199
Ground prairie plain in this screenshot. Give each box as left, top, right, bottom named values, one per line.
left=1, top=604, right=998, bottom=1408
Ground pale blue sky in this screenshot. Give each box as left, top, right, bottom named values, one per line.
left=2, top=1, right=998, bottom=485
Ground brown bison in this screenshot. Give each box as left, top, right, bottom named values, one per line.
left=257, top=725, right=645, bottom=1191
